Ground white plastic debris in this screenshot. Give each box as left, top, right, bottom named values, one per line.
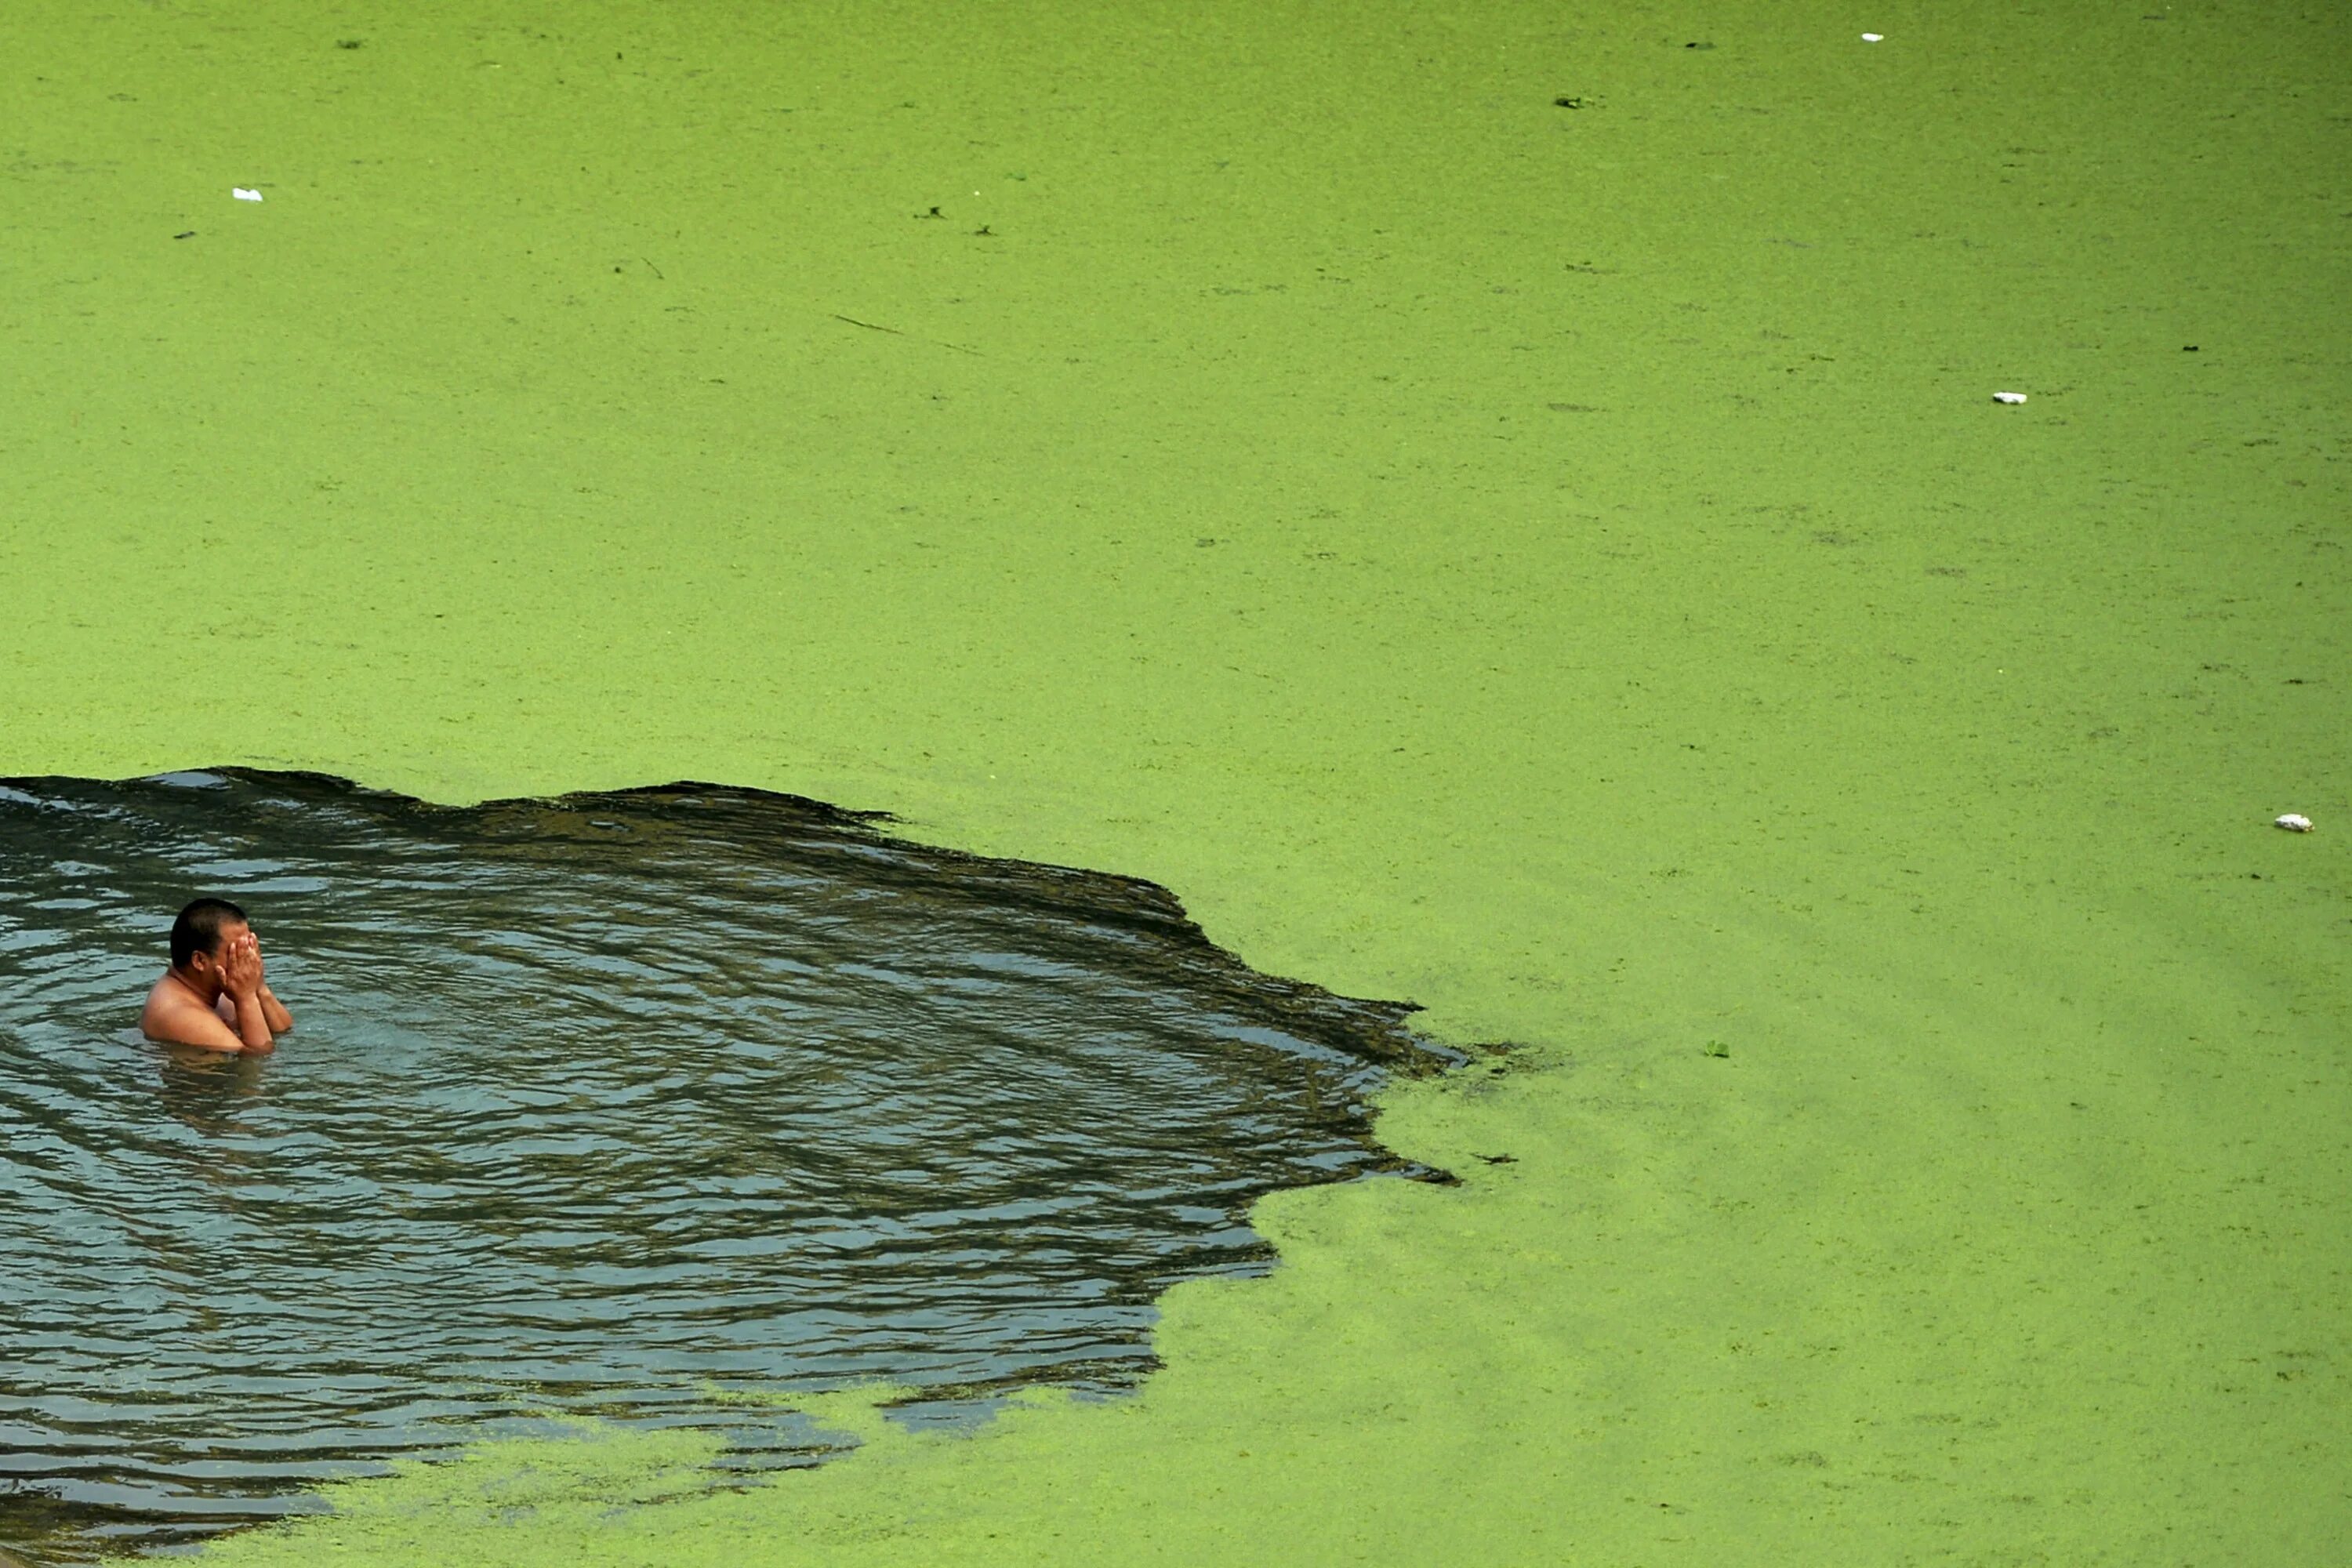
left=2275, top=813, right=2314, bottom=833
left=232, top=187, right=263, bottom=201
left=1861, top=33, right=1884, bottom=42
left=1993, top=390, right=2028, bottom=404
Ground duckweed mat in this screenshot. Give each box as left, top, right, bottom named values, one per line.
left=0, top=0, right=2345, bottom=1562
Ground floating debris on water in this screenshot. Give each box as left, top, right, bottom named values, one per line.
left=1993, top=390, right=2028, bottom=405
left=2275, top=813, right=2314, bottom=832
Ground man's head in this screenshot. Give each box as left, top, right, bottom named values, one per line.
left=170, top=897, right=250, bottom=971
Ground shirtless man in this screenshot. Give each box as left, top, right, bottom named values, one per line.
left=140, top=897, right=294, bottom=1054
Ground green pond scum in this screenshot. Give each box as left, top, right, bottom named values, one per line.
left=0, top=0, right=2344, bottom=1561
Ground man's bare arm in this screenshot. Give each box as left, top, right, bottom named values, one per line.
left=219, top=934, right=276, bottom=1052
left=242, top=933, right=293, bottom=1033
left=146, top=988, right=261, bottom=1053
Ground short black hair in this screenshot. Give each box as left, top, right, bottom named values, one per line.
left=170, top=898, right=249, bottom=968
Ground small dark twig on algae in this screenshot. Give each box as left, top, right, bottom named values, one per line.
left=831, top=313, right=984, bottom=357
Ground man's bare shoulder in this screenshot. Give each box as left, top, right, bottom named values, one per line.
left=141, top=975, right=241, bottom=1051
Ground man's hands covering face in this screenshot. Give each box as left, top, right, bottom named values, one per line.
left=220, top=931, right=265, bottom=997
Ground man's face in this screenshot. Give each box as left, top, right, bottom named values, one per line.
left=190, top=921, right=252, bottom=980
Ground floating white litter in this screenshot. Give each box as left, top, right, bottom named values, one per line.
left=1993, top=390, right=2028, bottom=404
left=2276, top=813, right=2314, bottom=833
left=1861, top=33, right=1884, bottom=42
left=232, top=187, right=263, bottom=201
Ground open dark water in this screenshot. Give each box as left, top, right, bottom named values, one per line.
left=0, top=770, right=1450, bottom=1559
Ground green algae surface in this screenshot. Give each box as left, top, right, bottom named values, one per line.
left=2, top=0, right=2347, bottom=1561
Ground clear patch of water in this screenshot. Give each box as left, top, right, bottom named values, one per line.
left=0, top=771, right=1450, bottom=1560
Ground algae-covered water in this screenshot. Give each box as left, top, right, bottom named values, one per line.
left=0, top=769, right=1437, bottom=1555
left=0, top=0, right=2345, bottom=1563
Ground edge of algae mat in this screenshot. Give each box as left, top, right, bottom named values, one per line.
left=2, top=1, right=2347, bottom=1562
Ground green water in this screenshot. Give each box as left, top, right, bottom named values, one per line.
left=0, top=0, right=2344, bottom=1562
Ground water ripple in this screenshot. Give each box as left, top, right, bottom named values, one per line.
left=0, top=771, right=1446, bottom=1559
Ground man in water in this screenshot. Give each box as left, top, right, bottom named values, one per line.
left=140, top=898, right=294, bottom=1054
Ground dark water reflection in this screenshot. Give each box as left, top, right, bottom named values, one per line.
left=0, top=770, right=1448, bottom=1559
